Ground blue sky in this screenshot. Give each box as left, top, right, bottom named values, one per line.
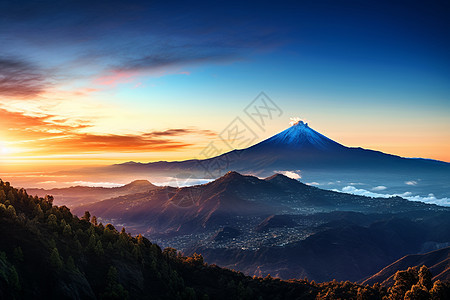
left=0, top=0, right=449, bottom=166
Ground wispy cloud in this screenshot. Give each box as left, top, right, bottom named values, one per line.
left=275, top=170, right=301, bottom=179
left=405, top=180, right=418, bottom=186
left=0, top=107, right=215, bottom=155
left=67, top=181, right=125, bottom=188
left=57, top=133, right=193, bottom=152
left=335, top=186, right=450, bottom=207
left=94, top=71, right=136, bottom=86
left=372, top=185, right=387, bottom=191
left=0, top=57, right=50, bottom=99
left=114, top=50, right=239, bottom=73
left=0, top=107, right=91, bottom=137
left=145, top=128, right=216, bottom=138
left=0, top=1, right=285, bottom=96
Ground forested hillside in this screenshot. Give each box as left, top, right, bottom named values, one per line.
left=0, top=179, right=448, bottom=299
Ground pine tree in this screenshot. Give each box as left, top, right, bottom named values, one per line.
left=430, top=280, right=449, bottom=299
left=418, top=265, right=433, bottom=290
left=7, top=190, right=15, bottom=204
left=66, top=256, right=77, bottom=272
left=9, top=266, right=21, bottom=291
left=6, top=205, right=16, bottom=218
left=0, top=190, right=6, bottom=203
left=101, top=266, right=129, bottom=300
left=404, top=284, right=430, bottom=300
left=91, top=215, right=98, bottom=226
left=63, top=224, right=72, bottom=236
left=82, top=211, right=91, bottom=222
left=13, top=247, right=24, bottom=262
left=0, top=203, right=6, bottom=215
left=34, top=204, right=44, bottom=220
left=50, top=247, right=63, bottom=270
left=47, top=214, right=57, bottom=226
left=95, top=240, right=104, bottom=256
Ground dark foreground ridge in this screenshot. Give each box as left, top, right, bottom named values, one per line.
left=0, top=179, right=449, bottom=299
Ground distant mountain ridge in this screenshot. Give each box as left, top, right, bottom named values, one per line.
left=26, top=180, right=157, bottom=207
left=72, top=172, right=446, bottom=235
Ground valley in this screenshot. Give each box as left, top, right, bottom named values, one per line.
left=49, top=172, right=448, bottom=283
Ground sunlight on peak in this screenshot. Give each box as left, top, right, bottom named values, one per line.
left=289, top=117, right=302, bottom=126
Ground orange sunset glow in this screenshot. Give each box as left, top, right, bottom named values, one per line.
left=1, top=1, right=450, bottom=298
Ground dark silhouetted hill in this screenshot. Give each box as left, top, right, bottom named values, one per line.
left=362, top=247, right=450, bottom=286
left=1, top=178, right=449, bottom=299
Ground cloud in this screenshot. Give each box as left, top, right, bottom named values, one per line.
left=0, top=1, right=286, bottom=91
left=59, top=133, right=193, bottom=152
left=114, top=50, right=239, bottom=73
left=94, top=71, right=136, bottom=86
left=0, top=107, right=91, bottom=138
left=0, top=107, right=52, bottom=127
left=334, top=186, right=450, bottom=207
left=145, top=128, right=216, bottom=138
left=0, top=57, right=50, bottom=99
left=68, top=181, right=125, bottom=188
left=405, top=180, right=418, bottom=186
left=372, top=185, right=387, bottom=191
left=0, top=107, right=216, bottom=154
left=276, top=170, right=301, bottom=179
left=158, top=176, right=212, bottom=188
left=38, top=181, right=57, bottom=184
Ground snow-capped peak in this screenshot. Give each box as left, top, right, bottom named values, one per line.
left=255, top=120, right=344, bottom=151
left=289, top=117, right=304, bottom=126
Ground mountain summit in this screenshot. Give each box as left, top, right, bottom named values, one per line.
left=251, top=120, right=345, bottom=151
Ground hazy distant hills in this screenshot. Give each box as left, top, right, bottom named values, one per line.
left=72, top=172, right=444, bottom=235
left=361, top=247, right=450, bottom=286
left=26, top=180, right=157, bottom=206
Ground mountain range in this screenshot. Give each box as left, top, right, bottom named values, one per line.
left=71, top=172, right=443, bottom=236
left=77, top=120, right=450, bottom=200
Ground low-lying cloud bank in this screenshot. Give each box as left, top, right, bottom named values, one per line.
left=334, top=186, right=450, bottom=207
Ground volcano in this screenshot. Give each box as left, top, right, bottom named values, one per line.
left=201, top=120, right=450, bottom=176
left=253, top=120, right=345, bottom=151
left=109, top=120, right=449, bottom=174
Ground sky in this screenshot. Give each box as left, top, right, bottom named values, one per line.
left=0, top=0, right=449, bottom=171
